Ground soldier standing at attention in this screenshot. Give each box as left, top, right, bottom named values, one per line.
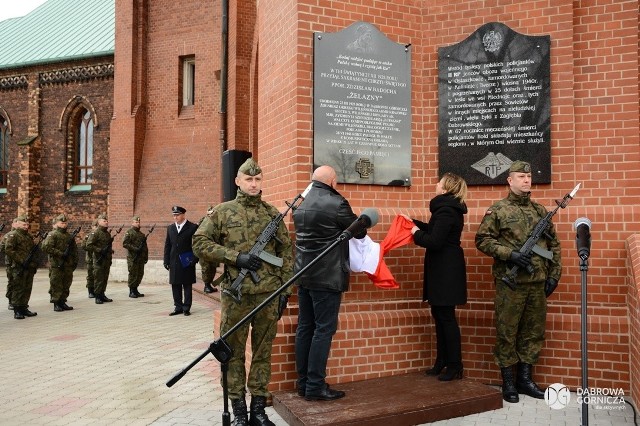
left=81, top=220, right=97, bottom=298
left=1, top=219, right=18, bottom=310
left=199, top=206, right=219, bottom=294
left=122, top=215, right=148, bottom=298
left=192, top=158, right=293, bottom=426
left=86, top=214, right=114, bottom=304
left=4, top=214, right=38, bottom=319
left=42, top=214, right=78, bottom=311
left=475, top=160, right=561, bottom=404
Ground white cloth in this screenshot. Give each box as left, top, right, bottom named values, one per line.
left=348, top=235, right=380, bottom=274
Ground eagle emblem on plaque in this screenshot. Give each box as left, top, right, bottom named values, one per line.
left=355, top=158, right=374, bottom=179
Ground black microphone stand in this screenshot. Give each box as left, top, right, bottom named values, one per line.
left=580, top=254, right=589, bottom=426
left=166, top=229, right=355, bottom=426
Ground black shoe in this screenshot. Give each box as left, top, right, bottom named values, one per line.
left=8, top=303, right=13, bottom=310
left=54, top=303, right=65, bottom=312
left=169, top=309, right=183, bottom=316
left=101, top=295, right=113, bottom=302
left=62, top=303, right=73, bottom=311
left=14, top=310, right=25, bottom=319
left=129, top=291, right=138, bottom=298
left=204, top=284, right=214, bottom=293
left=297, top=387, right=305, bottom=397
left=23, top=308, right=37, bottom=317
left=425, top=359, right=446, bottom=376
left=95, top=297, right=103, bottom=304
left=438, top=366, right=463, bottom=381
left=184, top=311, right=191, bottom=316
left=305, top=385, right=345, bottom=401
left=88, top=290, right=95, bottom=298
left=134, top=289, right=144, bottom=297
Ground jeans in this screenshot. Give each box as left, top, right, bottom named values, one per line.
left=295, top=286, right=342, bottom=393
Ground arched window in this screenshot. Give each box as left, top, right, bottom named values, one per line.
left=75, top=109, right=94, bottom=184
left=0, top=115, right=9, bottom=189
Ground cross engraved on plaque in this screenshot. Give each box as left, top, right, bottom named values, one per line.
left=472, top=152, right=512, bottom=179
left=355, top=158, right=374, bottom=178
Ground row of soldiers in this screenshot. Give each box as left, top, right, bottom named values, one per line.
left=1, top=210, right=218, bottom=320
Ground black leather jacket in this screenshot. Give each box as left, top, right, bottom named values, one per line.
left=293, top=180, right=365, bottom=292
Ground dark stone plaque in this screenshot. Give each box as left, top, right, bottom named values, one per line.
left=438, top=22, right=551, bottom=185
left=314, top=21, right=411, bottom=186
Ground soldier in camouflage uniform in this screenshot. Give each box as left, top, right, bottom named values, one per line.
left=193, top=158, right=293, bottom=426
left=475, top=161, right=561, bottom=404
left=198, top=206, right=219, bottom=294
left=81, top=220, right=97, bottom=298
left=122, top=215, right=148, bottom=298
left=42, top=214, right=79, bottom=311
left=1, top=219, right=18, bottom=310
left=3, top=214, right=39, bottom=319
left=86, top=214, right=114, bottom=304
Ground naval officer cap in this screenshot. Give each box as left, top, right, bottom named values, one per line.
left=171, top=206, right=186, bottom=215
left=238, top=158, right=262, bottom=176
left=508, top=160, right=531, bottom=173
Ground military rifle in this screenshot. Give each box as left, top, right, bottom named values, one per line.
left=132, top=224, right=155, bottom=261
left=97, top=224, right=124, bottom=264
left=19, top=231, right=48, bottom=274
left=223, top=189, right=308, bottom=304
left=57, top=226, right=82, bottom=269
left=502, top=183, right=581, bottom=290
left=0, top=223, right=5, bottom=232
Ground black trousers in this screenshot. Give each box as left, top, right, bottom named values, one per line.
left=430, top=305, right=462, bottom=368
left=171, top=283, right=192, bottom=312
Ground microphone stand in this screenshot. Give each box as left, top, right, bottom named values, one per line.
left=580, top=255, right=589, bottom=426
left=166, top=230, right=355, bottom=426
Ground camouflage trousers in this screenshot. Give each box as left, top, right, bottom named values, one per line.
left=5, top=265, right=13, bottom=301
left=494, top=279, right=546, bottom=368
left=219, top=291, right=279, bottom=400
left=48, top=266, right=74, bottom=303
left=9, top=267, right=36, bottom=309
left=93, top=260, right=111, bottom=295
left=127, top=259, right=145, bottom=289
left=201, top=261, right=218, bottom=285
left=86, top=257, right=94, bottom=292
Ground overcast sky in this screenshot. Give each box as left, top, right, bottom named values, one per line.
left=0, top=0, right=48, bottom=21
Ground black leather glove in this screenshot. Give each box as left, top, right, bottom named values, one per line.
left=277, top=295, right=289, bottom=320
left=544, top=277, right=558, bottom=298
left=236, top=253, right=262, bottom=271
left=509, top=251, right=532, bottom=268
left=163, top=263, right=170, bottom=270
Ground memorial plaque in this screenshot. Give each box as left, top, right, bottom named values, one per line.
left=314, top=21, right=412, bottom=186
left=438, top=22, right=551, bottom=185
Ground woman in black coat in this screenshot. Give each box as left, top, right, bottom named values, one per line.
left=408, top=172, right=468, bottom=381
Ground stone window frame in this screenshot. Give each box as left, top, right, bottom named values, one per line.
left=59, top=96, right=99, bottom=192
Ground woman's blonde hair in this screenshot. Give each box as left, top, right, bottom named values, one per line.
left=441, top=172, right=468, bottom=203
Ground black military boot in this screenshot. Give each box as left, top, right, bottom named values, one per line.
left=14, top=308, right=25, bottom=320
left=231, top=398, right=249, bottom=426
left=516, top=362, right=545, bottom=399
left=249, top=395, right=275, bottom=426
left=134, top=289, right=144, bottom=297
left=95, top=296, right=103, bottom=304
left=129, top=290, right=138, bottom=298
left=101, top=294, right=113, bottom=302
left=62, top=302, right=73, bottom=310
left=88, top=289, right=95, bottom=298
left=204, top=283, right=215, bottom=293
left=500, top=366, right=519, bottom=403
left=22, top=308, right=37, bottom=317
left=54, top=302, right=65, bottom=312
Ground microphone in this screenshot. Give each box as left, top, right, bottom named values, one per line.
left=342, top=208, right=379, bottom=239
left=574, top=217, right=592, bottom=261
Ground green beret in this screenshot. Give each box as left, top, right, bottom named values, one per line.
left=238, top=158, right=262, bottom=176
left=509, top=160, right=531, bottom=173
left=53, top=214, right=67, bottom=224
left=132, top=215, right=140, bottom=221
left=15, top=214, right=28, bottom=222
left=97, top=213, right=108, bottom=220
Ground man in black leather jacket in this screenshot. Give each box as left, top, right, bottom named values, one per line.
left=293, top=165, right=366, bottom=401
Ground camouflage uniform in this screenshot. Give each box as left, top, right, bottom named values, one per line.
left=86, top=218, right=113, bottom=299
left=81, top=221, right=97, bottom=297
left=4, top=224, right=38, bottom=316
left=1, top=230, right=14, bottom=307
left=41, top=215, right=79, bottom=310
left=192, top=187, right=293, bottom=401
left=122, top=218, right=149, bottom=294
left=475, top=189, right=561, bottom=367
left=198, top=209, right=220, bottom=291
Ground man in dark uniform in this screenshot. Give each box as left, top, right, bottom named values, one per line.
left=86, top=214, right=114, bottom=304
left=122, top=215, right=148, bottom=298
left=42, top=214, right=79, bottom=311
left=81, top=220, right=97, bottom=298
left=193, top=158, right=293, bottom=426
left=4, top=214, right=38, bottom=319
left=475, top=160, right=561, bottom=403
left=163, top=206, right=199, bottom=316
